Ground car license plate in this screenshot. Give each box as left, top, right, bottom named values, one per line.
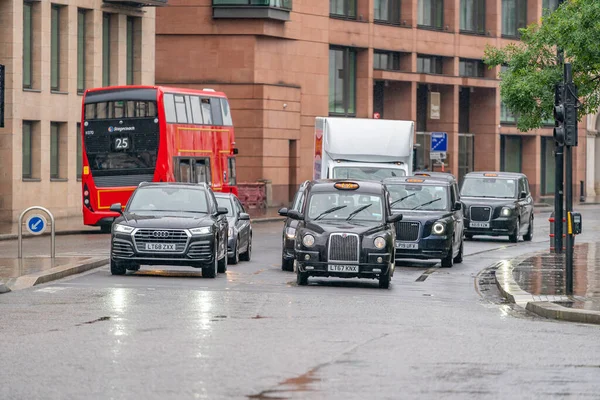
left=470, top=222, right=490, bottom=228
left=396, top=241, right=418, bottom=250
left=145, top=243, right=176, bottom=251
left=327, top=265, right=359, bottom=273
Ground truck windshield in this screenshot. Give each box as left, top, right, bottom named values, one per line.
left=306, top=192, right=383, bottom=222
left=460, top=177, right=516, bottom=198
left=387, top=184, right=449, bottom=211
left=332, top=167, right=406, bottom=180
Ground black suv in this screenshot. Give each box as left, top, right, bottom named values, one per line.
left=278, top=180, right=310, bottom=271
left=460, top=171, right=534, bottom=242
left=384, top=176, right=464, bottom=268
left=281, top=179, right=402, bottom=288
left=108, top=182, right=229, bottom=277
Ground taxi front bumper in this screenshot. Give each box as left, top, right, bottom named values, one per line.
left=295, top=250, right=392, bottom=277
left=394, top=235, right=452, bottom=260
left=464, top=217, right=517, bottom=236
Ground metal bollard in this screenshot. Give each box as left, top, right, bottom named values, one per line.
left=548, top=211, right=566, bottom=253
left=580, top=180, right=585, bottom=203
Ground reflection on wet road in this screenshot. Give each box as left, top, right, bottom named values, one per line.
left=2, top=208, right=600, bottom=399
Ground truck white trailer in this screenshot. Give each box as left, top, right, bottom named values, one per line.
left=313, top=117, right=415, bottom=181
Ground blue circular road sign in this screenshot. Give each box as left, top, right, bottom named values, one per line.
left=26, top=214, right=47, bottom=235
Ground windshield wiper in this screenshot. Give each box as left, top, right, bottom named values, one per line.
left=315, top=205, right=347, bottom=220
left=346, top=204, right=372, bottom=221
left=412, top=198, right=441, bottom=210
left=390, top=193, right=415, bottom=207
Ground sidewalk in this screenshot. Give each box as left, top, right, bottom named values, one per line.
left=495, top=242, right=600, bottom=324
left=0, top=207, right=285, bottom=240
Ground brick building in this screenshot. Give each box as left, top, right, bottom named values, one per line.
left=0, top=0, right=162, bottom=230
left=156, top=0, right=588, bottom=206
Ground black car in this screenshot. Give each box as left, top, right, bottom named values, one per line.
left=278, top=180, right=310, bottom=271
left=281, top=180, right=402, bottom=288
left=108, top=182, right=229, bottom=277
left=384, top=176, right=464, bottom=268
left=214, top=192, right=252, bottom=264
left=460, top=171, right=534, bottom=242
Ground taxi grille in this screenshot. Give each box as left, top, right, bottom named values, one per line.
left=133, top=229, right=189, bottom=253
left=328, top=233, right=359, bottom=262
left=470, top=206, right=491, bottom=221
left=396, top=222, right=420, bottom=241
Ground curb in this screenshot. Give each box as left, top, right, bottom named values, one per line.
left=493, top=254, right=600, bottom=325
left=0, top=283, right=11, bottom=294
left=2, top=257, right=108, bottom=293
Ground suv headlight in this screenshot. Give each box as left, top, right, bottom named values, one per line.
left=190, top=226, right=212, bottom=235
left=302, top=234, right=315, bottom=247
left=285, top=227, right=296, bottom=239
left=114, top=224, right=134, bottom=234
left=432, top=221, right=446, bottom=235
left=501, top=207, right=513, bottom=217
left=374, top=236, right=386, bottom=249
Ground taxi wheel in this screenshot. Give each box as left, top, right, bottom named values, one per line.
left=296, top=270, right=309, bottom=286
left=523, top=216, right=534, bottom=241
left=509, top=220, right=520, bottom=243
left=282, top=256, right=294, bottom=271
left=453, top=239, right=464, bottom=264
left=110, top=260, right=126, bottom=275
left=378, top=270, right=391, bottom=289
left=441, top=249, right=454, bottom=268
left=465, top=233, right=473, bottom=240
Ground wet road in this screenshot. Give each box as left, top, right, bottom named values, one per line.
left=2, top=209, right=600, bottom=399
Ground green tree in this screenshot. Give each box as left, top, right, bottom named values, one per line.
left=483, top=0, right=600, bottom=132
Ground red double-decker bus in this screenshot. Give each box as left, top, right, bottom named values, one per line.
left=81, top=85, right=238, bottom=231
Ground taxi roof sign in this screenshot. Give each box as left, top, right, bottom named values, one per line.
left=406, top=178, right=424, bottom=183
left=334, top=182, right=360, bottom=190
left=484, top=173, right=498, bottom=177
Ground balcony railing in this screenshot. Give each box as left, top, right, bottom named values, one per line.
left=212, top=0, right=292, bottom=21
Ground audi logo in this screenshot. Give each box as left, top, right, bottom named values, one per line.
left=153, top=231, right=170, bottom=238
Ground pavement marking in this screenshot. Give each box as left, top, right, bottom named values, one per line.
left=35, top=286, right=68, bottom=293
left=415, top=267, right=439, bottom=282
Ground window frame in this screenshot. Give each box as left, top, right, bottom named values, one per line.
left=50, top=122, right=60, bottom=179
left=50, top=4, right=61, bottom=91
left=22, top=121, right=33, bottom=179
left=417, top=55, right=443, bottom=74
left=417, top=0, right=444, bottom=30
left=23, top=1, right=33, bottom=89
left=77, top=9, right=86, bottom=94
left=500, top=135, right=523, bottom=173
left=374, top=0, right=401, bottom=25
left=459, top=58, right=485, bottom=78
left=102, top=13, right=111, bottom=87
left=501, top=0, right=528, bottom=38
left=373, top=50, right=402, bottom=71
left=126, top=16, right=134, bottom=85
left=330, top=0, right=357, bottom=20
left=460, top=0, right=486, bottom=34
left=329, top=46, right=357, bottom=117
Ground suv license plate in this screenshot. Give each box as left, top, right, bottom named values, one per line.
left=145, top=243, right=176, bottom=251
left=327, top=265, right=359, bottom=273
left=470, top=222, right=490, bottom=228
left=397, top=242, right=418, bottom=250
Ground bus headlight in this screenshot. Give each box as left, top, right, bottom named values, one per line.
left=374, top=236, right=386, bottom=249
left=285, top=227, right=296, bottom=239
left=114, top=224, right=134, bottom=234
left=302, top=234, right=315, bottom=247
left=432, top=222, right=446, bottom=235
left=190, top=226, right=212, bottom=235
left=501, top=207, right=513, bottom=217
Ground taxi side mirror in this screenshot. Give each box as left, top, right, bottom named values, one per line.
left=278, top=207, right=288, bottom=217
left=110, top=203, right=123, bottom=214
left=387, top=213, right=403, bottom=223
left=287, top=210, right=304, bottom=220
left=453, top=202, right=462, bottom=211
left=519, top=191, right=527, bottom=199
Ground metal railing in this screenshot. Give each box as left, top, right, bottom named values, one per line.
left=212, top=0, right=292, bottom=9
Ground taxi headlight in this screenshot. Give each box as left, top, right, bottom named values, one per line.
left=285, top=227, right=296, bottom=239
left=190, top=226, right=212, bottom=235
left=114, top=224, right=134, bottom=234
left=302, top=234, right=315, bottom=247
left=374, top=236, right=386, bottom=249
left=501, top=207, right=513, bottom=217
left=432, top=222, right=446, bottom=235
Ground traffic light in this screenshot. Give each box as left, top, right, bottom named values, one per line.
left=553, top=83, right=565, bottom=144
left=564, top=82, right=578, bottom=147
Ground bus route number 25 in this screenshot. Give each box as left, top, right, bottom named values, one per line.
left=114, top=137, right=130, bottom=150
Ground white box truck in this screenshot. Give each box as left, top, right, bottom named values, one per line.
left=313, top=117, right=415, bottom=181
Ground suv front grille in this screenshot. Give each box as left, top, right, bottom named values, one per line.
left=396, top=222, right=420, bottom=241
left=328, top=233, right=359, bottom=262
left=470, top=206, right=491, bottom=221
left=133, top=229, right=189, bottom=253
left=112, top=241, right=134, bottom=257
left=187, top=242, right=213, bottom=261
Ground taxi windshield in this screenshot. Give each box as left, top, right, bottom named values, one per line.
left=332, top=166, right=406, bottom=180
left=306, top=192, right=384, bottom=222
left=387, top=184, right=449, bottom=211
left=461, top=177, right=516, bottom=198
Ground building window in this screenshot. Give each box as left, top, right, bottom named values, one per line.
left=23, top=122, right=33, bottom=179
left=126, top=17, right=134, bottom=85
left=418, top=0, right=443, bottom=29
left=77, top=9, right=86, bottom=94
left=374, top=0, right=401, bottom=24
left=541, top=136, right=555, bottom=194
left=50, top=123, right=60, bottom=179
left=459, top=59, right=485, bottom=77
left=76, top=123, right=82, bottom=179
left=417, top=55, right=443, bottom=74
left=329, top=47, right=356, bottom=116
left=23, top=2, right=33, bottom=89
left=542, top=0, right=560, bottom=15
left=460, top=0, right=485, bottom=34
left=374, top=51, right=401, bottom=71
left=502, top=0, right=527, bottom=37
left=500, top=135, right=522, bottom=172
left=50, top=5, right=61, bottom=91
left=330, top=0, right=356, bottom=19
left=102, top=14, right=111, bottom=87
left=500, top=65, right=516, bottom=123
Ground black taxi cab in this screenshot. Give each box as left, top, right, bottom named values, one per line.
left=279, top=180, right=403, bottom=288
left=384, top=176, right=464, bottom=268
left=460, top=171, right=534, bottom=243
